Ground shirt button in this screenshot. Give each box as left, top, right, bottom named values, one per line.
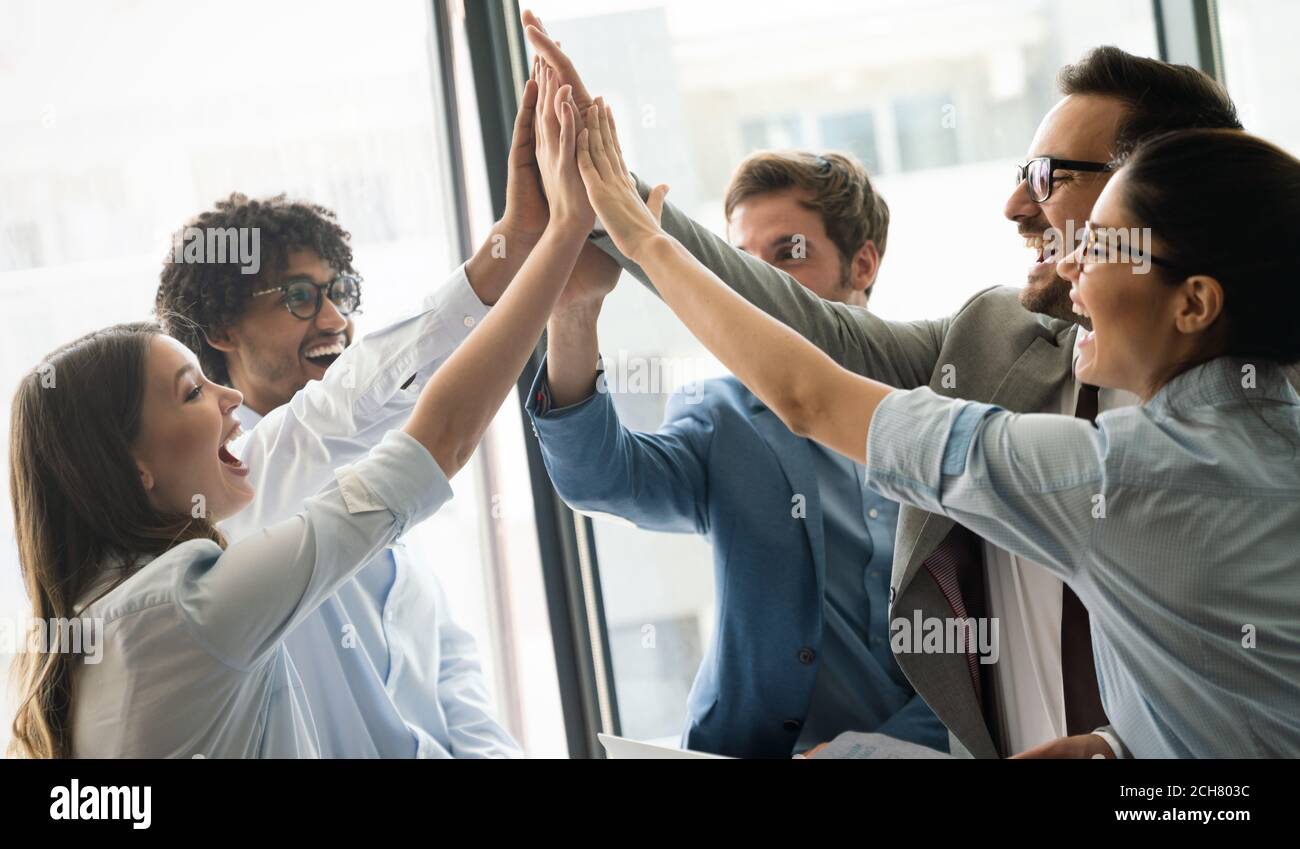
left=797, top=647, right=816, bottom=665
left=783, top=719, right=802, bottom=732
left=870, top=635, right=881, bottom=645
left=868, top=508, right=879, bottom=519
left=463, top=315, right=476, bottom=328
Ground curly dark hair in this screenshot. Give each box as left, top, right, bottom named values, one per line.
left=154, top=192, right=357, bottom=386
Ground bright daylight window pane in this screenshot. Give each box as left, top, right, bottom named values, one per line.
left=1218, top=0, right=1300, bottom=154
left=0, top=0, right=563, bottom=756
left=528, top=0, right=1157, bottom=743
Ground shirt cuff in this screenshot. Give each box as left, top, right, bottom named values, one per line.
left=430, top=263, right=491, bottom=331
left=525, top=354, right=604, bottom=419
left=1092, top=726, right=1128, bottom=759
left=335, top=429, right=453, bottom=537
left=864, top=387, right=999, bottom=512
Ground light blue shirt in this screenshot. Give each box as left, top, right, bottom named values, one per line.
left=866, top=355, right=1300, bottom=758
left=72, top=430, right=451, bottom=757
left=219, top=267, right=520, bottom=758
left=797, top=443, right=912, bottom=749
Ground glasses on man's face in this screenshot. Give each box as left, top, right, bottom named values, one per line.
left=1078, top=220, right=1180, bottom=271
left=1015, top=156, right=1113, bottom=203
left=251, top=274, right=362, bottom=320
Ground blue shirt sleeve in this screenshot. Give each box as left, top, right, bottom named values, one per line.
left=865, top=386, right=1106, bottom=581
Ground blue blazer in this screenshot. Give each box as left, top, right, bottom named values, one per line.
left=527, top=365, right=947, bottom=758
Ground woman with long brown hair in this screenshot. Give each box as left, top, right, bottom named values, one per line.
left=8, top=68, right=591, bottom=758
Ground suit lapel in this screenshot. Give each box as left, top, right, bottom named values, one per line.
left=893, top=326, right=1077, bottom=597
left=751, top=409, right=828, bottom=596
left=887, top=323, right=1076, bottom=758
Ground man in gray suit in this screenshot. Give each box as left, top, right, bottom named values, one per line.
left=526, top=13, right=1247, bottom=758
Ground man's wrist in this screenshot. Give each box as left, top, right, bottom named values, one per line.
left=496, top=214, right=545, bottom=245
left=494, top=218, right=544, bottom=254
left=550, top=299, right=604, bottom=328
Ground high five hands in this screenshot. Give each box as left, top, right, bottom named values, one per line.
left=575, top=102, right=670, bottom=264
left=525, top=9, right=671, bottom=265
left=532, top=59, right=595, bottom=235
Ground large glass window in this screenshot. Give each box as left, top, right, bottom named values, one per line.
left=526, top=0, right=1160, bottom=744
left=0, top=0, right=564, bottom=756
left=1217, top=0, right=1300, bottom=153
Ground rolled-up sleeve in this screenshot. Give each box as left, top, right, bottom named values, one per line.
left=180, top=429, right=453, bottom=670
left=865, top=387, right=1105, bottom=580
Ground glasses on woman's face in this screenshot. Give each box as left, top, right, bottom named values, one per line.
left=1078, top=220, right=1181, bottom=271
left=1014, top=156, right=1113, bottom=203
left=251, top=274, right=362, bottom=320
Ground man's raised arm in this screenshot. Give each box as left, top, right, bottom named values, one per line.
left=523, top=12, right=945, bottom=389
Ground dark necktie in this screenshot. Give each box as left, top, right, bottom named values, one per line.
left=1062, top=382, right=1109, bottom=734
left=922, top=525, right=986, bottom=701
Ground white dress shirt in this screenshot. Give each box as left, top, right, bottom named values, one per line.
left=218, top=266, right=521, bottom=758
left=981, top=328, right=1138, bottom=755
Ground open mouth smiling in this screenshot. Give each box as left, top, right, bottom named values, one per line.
left=303, top=340, right=346, bottom=371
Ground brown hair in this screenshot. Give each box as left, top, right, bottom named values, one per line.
left=1057, top=46, right=1242, bottom=161
left=8, top=322, right=224, bottom=758
left=724, top=151, right=889, bottom=296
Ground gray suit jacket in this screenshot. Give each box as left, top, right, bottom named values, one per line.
left=591, top=178, right=1080, bottom=759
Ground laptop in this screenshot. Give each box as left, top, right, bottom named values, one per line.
left=596, top=733, right=732, bottom=759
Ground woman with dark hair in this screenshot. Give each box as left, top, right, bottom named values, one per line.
left=576, top=111, right=1300, bottom=757
left=8, top=67, right=591, bottom=758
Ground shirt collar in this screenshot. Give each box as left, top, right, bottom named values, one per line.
left=76, top=551, right=158, bottom=614
left=235, top=404, right=263, bottom=430
left=1146, top=356, right=1298, bottom=415
left=1070, top=324, right=1086, bottom=373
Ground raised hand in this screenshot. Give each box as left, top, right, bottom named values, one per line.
left=575, top=101, right=669, bottom=263
left=500, top=57, right=548, bottom=240
left=522, top=10, right=595, bottom=119
left=534, top=64, right=595, bottom=232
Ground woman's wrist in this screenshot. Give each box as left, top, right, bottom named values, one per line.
left=546, top=211, right=595, bottom=240
left=628, top=231, right=676, bottom=269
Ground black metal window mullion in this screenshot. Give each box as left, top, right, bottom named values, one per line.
left=1153, top=0, right=1226, bottom=83
left=458, top=0, right=620, bottom=758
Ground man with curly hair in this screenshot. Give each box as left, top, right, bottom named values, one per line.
left=154, top=82, right=554, bottom=757
left=157, top=193, right=364, bottom=410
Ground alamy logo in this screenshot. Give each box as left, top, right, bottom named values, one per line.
left=169, top=226, right=261, bottom=274
left=890, top=612, right=1000, bottom=664
left=1, top=616, right=104, bottom=663
left=597, top=350, right=713, bottom=405
left=49, top=780, right=151, bottom=829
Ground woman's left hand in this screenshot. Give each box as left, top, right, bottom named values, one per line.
left=575, top=101, right=669, bottom=264
left=534, top=64, right=595, bottom=233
